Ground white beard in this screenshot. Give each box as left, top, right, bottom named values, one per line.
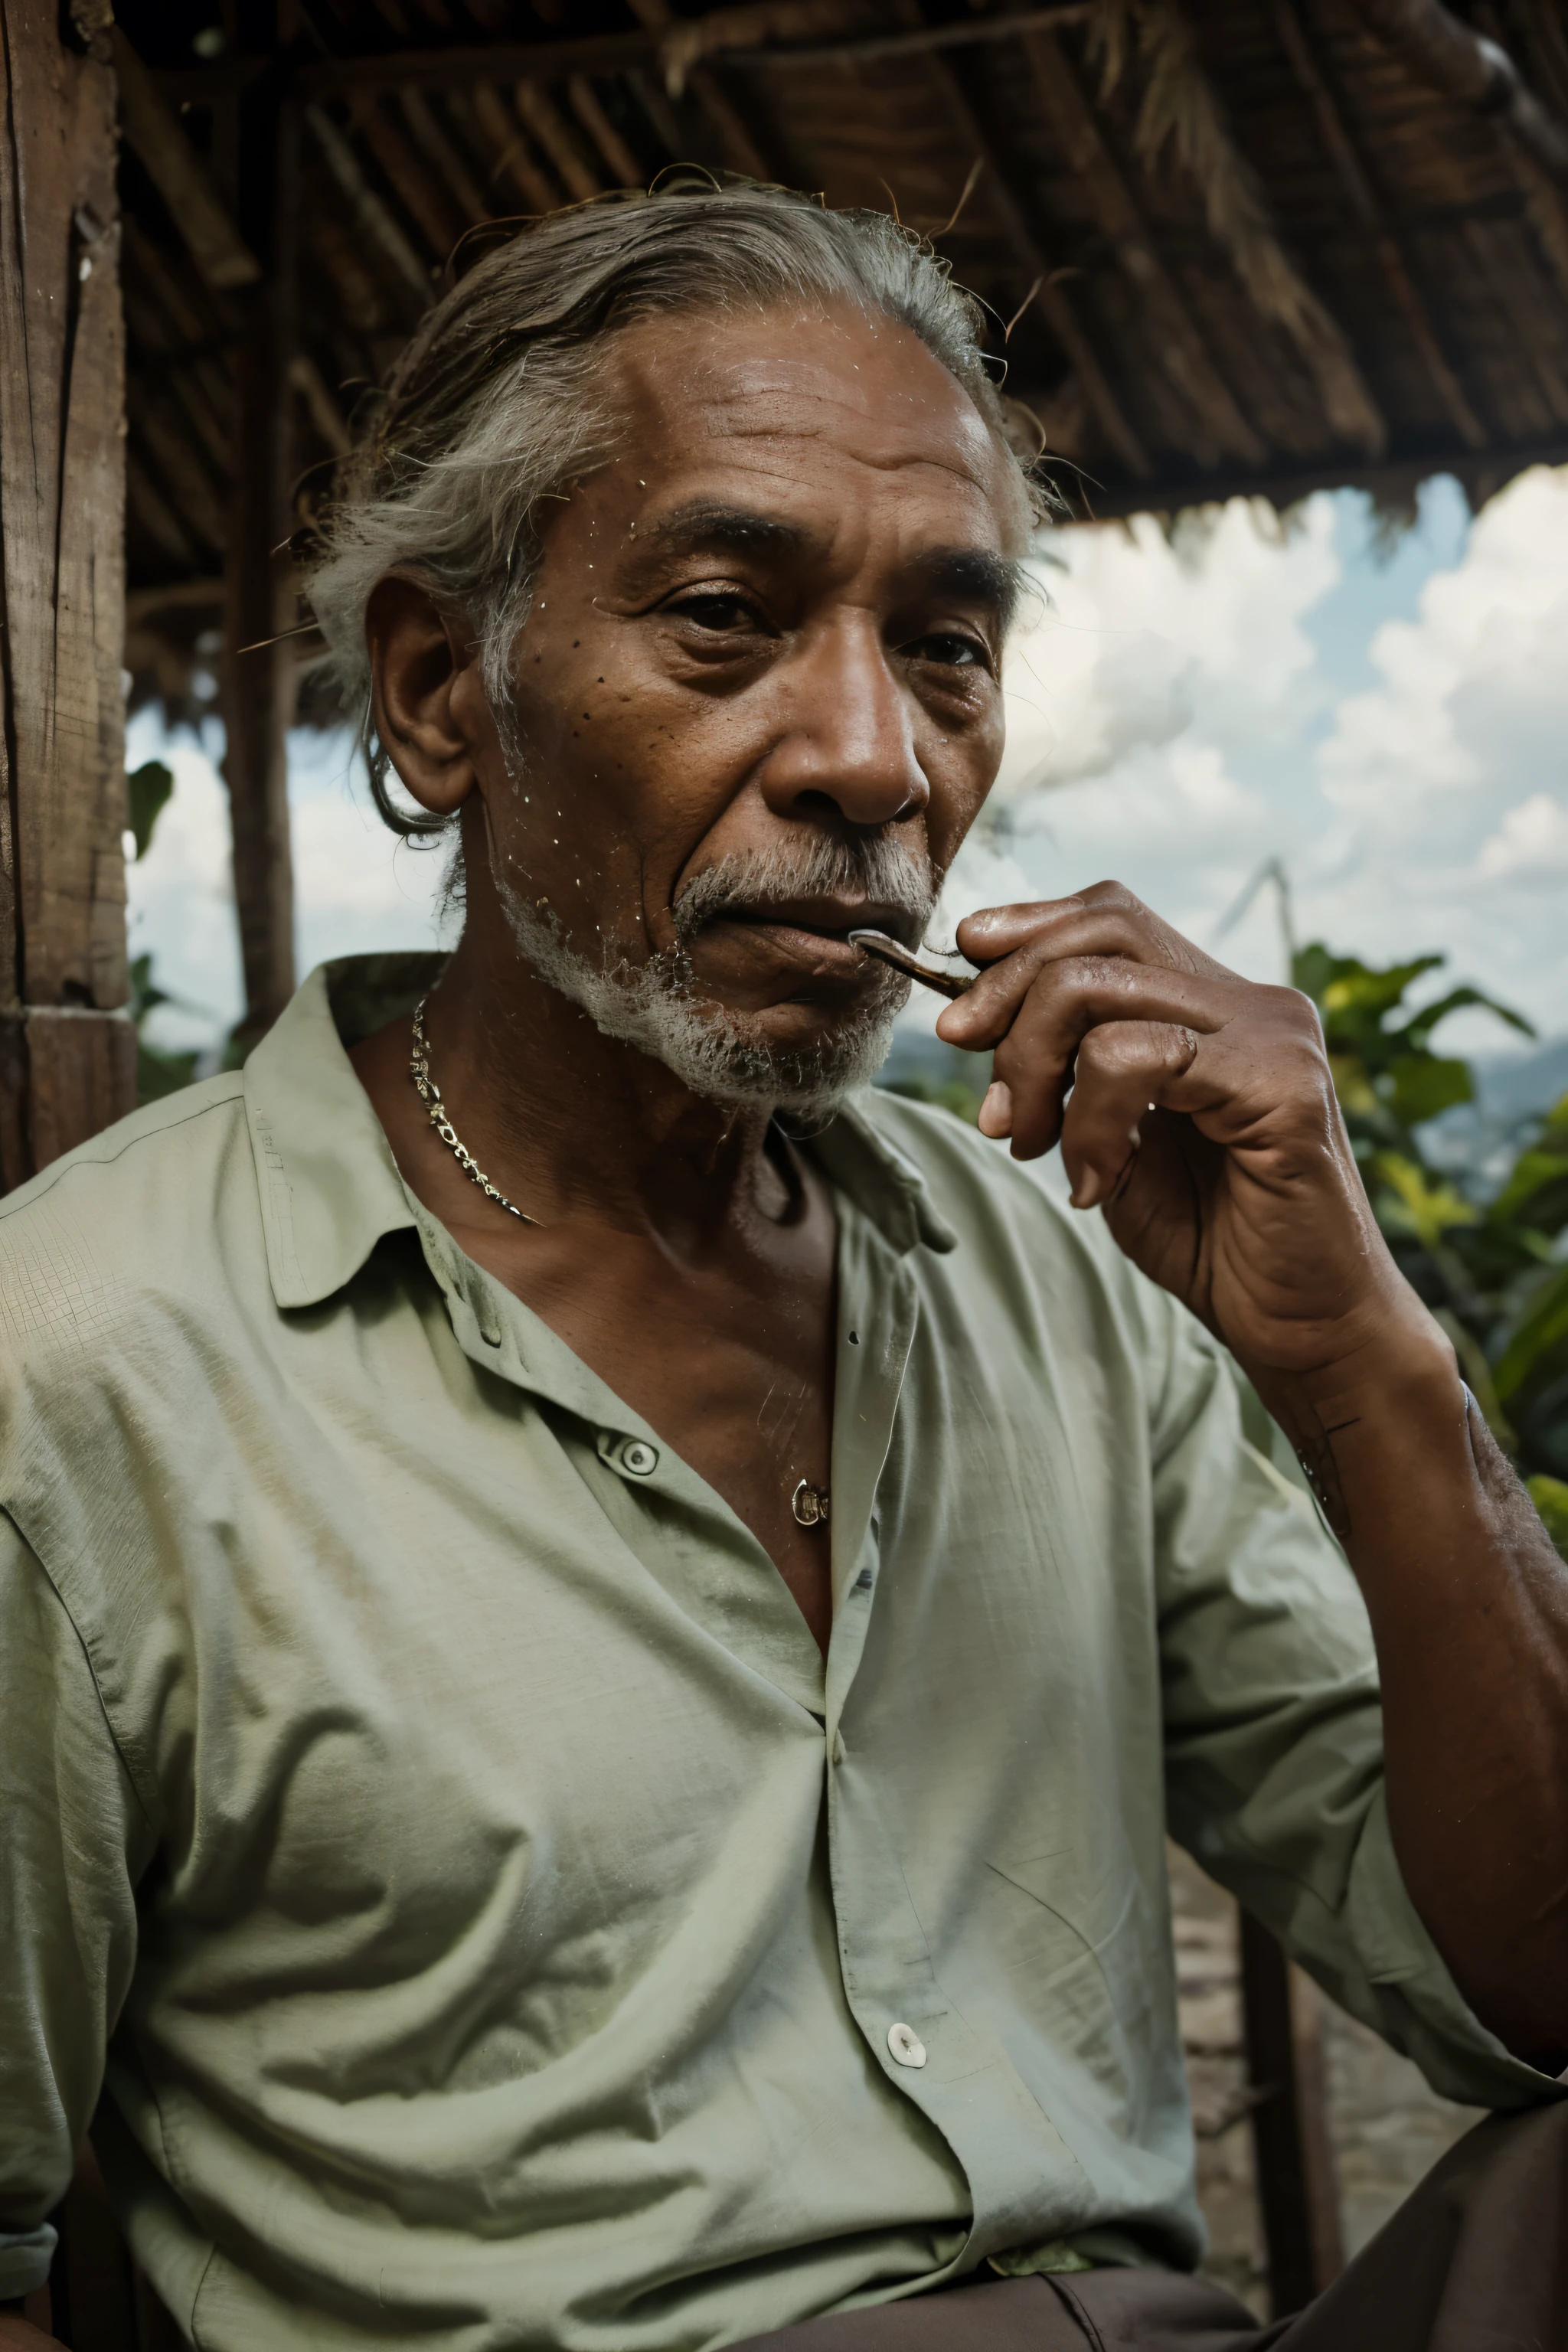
left=491, top=838, right=935, bottom=1119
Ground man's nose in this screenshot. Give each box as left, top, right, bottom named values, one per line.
left=758, top=616, right=929, bottom=828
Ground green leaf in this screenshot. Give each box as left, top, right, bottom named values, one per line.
left=1383, top=1053, right=1472, bottom=1128
left=1371, top=1152, right=1479, bottom=1250
left=1491, top=1146, right=1568, bottom=1228
left=1398, top=985, right=1534, bottom=1053
left=128, top=950, right=170, bottom=1021
left=127, top=760, right=174, bottom=861
left=1527, top=1475, right=1568, bottom=1563
left=1494, top=1262, right=1568, bottom=1402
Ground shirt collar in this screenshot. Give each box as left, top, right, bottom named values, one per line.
left=243, top=955, right=433, bottom=1309
left=243, top=954, right=955, bottom=1312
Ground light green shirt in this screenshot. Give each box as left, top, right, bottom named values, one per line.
left=0, top=956, right=1555, bottom=2348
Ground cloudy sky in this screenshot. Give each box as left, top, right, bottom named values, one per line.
left=129, top=462, right=1568, bottom=1067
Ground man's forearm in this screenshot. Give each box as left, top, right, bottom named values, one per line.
left=1259, top=1329, right=1568, bottom=2073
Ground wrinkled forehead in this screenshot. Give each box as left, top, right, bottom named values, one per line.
left=600, top=301, right=1027, bottom=554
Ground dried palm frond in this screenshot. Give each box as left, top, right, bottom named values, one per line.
left=1088, top=0, right=1385, bottom=453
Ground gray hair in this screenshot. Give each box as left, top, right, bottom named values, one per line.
left=306, top=176, right=1054, bottom=841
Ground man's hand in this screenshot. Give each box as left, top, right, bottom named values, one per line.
left=941, top=880, right=1568, bottom=2070
left=938, top=882, right=1436, bottom=1399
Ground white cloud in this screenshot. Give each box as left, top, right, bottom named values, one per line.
left=969, top=470, right=1568, bottom=1046
left=1477, top=793, right=1568, bottom=884
left=1303, top=465, right=1568, bottom=1037
left=998, top=498, right=1340, bottom=800
left=1320, top=467, right=1568, bottom=834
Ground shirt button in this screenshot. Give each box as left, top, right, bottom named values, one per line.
left=887, top=2022, right=926, bottom=2069
left=621, top=1439, right=658, bottom=1476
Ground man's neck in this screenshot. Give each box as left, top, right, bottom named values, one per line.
left=363, top=928, right=792, bottom=1249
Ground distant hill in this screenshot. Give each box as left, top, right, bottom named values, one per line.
left=1413, top=1038, right=1568, bottom=1194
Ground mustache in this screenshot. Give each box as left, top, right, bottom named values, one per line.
left=671, top=836, right=938, bottom=947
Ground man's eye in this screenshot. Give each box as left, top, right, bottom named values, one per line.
left=667, top=590, right=760, bottom=634
left=909, top=632, right=988, bottom=670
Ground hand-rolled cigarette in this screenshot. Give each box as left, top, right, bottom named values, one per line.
left=848, top=928, right=977, bottom=1000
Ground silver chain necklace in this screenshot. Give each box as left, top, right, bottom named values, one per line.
left=409, top=995, right=545, bottom=1229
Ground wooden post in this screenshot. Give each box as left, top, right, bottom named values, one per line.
left=0, top=0, right=136, bottom=1194
left=1240, top=1911, right=1345, bottom=2316
left=221, top=11, right=297, bottom=1053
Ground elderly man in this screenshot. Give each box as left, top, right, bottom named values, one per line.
left=2, top=184, right=1565, bottom=2352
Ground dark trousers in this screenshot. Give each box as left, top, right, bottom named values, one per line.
left=731, top=2102, right=1568, bottom=2352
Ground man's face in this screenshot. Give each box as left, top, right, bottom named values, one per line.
left=465, top=296, right=1019, bottom=1083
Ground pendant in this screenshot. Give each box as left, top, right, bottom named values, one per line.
left=792, top=1479, right=831, bottom=1529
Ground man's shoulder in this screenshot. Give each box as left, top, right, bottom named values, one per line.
left=0, top=1072, right=256, bottom=1318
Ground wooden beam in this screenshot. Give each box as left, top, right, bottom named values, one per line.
left=221, top=43, right=300, bottom=1052
left=293, top=8, right=1093, bottom=100
left=1269, top=0, right=1487, bottom=452
left=349, top=93, right=470, bottom=266
left=1350, top=0, right=1568, bottom=182
left=514, top=80, right=603, bottom=204
left=624, top=0, right=773, bottom=183
left=305, top=103, right=433, bottom=304
left=0, top=0, right=135, bottom=1189
left=1240, top=1914, right=1344, bottom=2316
left=462, top=84, right=558, bottom=215
left=665, top=2, right=1094, bottom=88
left=112, top=27, right=261, bottom=292
left=1028, top=425, right=1568, bottom=518
left=399, top=90, right=492, bottom=228
left=568, top=75, right=646, bottom=190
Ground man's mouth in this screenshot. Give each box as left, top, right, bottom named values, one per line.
left=696, top=898, right=923, bottom=973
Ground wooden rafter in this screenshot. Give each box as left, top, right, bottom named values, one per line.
left=568, top=76, right=646, bottom=191
left=624, top=0, right=773, bottom=181
left=349, top=93, right=470, bottom=265
left=113, top=28, right=260, bottom=291
left=1269, top=0, right=1486, bottom=451
left=514, top=80, right=603, bottom=204
left=398, top=90, right=492, bottom=227
left=305, top=103, right=433, bottom=305
left=920, top=48, right=1155, bottom=480
left=1022, top=27, right=1267, bottom=469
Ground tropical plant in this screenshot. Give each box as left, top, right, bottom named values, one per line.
left=1290, top=942, right=1568, bottom=1536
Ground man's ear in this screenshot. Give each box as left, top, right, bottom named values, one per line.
left=366, top=575, right=483, bottom=817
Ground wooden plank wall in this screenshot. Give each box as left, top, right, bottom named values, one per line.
left=0, top=0, right=135, bottom=1195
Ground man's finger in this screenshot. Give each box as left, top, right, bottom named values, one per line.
left=965, top=962, right=1236, bottom=1159
left=941, top=943, right=1237, bottom=1060
left=1054, top=1021, right=1200, bottom=1199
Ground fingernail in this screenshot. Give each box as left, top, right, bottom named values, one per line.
left=1070, top=1168, right=1104, bottom=1210
left=978, top=1081, right=1014, bottom=1138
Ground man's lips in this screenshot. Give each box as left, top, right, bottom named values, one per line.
left=694, top=900, right=923, bottom=970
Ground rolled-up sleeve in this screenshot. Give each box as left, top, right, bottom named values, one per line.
left=1142, top=1292, right=1564, bottom=2112
left=0, top=1514, right=152, bottom=2298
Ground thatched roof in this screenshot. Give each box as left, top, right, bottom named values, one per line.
left=116, top=0, right=1568, bottom=714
